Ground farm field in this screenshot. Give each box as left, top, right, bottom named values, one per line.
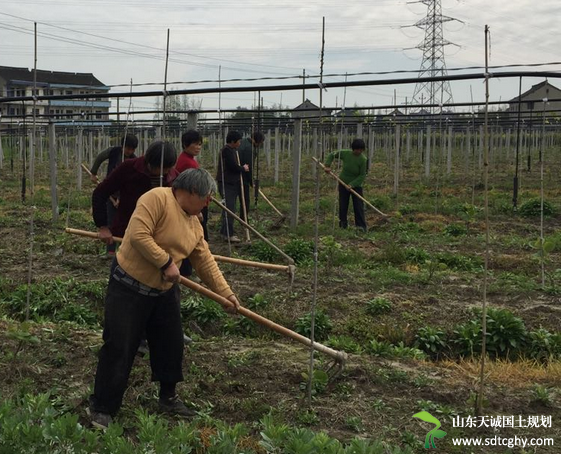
left=0, top=136, right=560, bottom=453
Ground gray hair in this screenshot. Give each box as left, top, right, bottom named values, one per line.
left=172, top=168, right=217, bottom=197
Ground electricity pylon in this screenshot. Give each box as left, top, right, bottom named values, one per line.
left=407, top=0, right=460, bottom=112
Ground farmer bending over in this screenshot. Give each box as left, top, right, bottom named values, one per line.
left=88, top=168, right=241, bottom=429
left=89, top=134, right=138, bottom=257
left=92, top=141, right=179, bottom=244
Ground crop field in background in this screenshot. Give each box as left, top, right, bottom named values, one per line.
left=0, top=128, right=560, bottom=453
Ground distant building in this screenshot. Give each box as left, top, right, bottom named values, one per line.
left=332, top=107, right=363, bottom=124
left=291, top=99, right=332, bottom=119
left=0, top=65, right=110, bottom=127
left=508, top=81, right=561, bottom=119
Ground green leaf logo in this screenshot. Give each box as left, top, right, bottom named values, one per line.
left=413, top=411, right=447, bottom=449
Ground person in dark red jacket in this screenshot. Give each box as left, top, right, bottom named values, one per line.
left=175, top=130, right=201, bottom=172
left=175, top=129, right=207, bottom=278
left=175, top=130, right=208, bottom=241
left=92, top=141, right=179, bottom=244
left=90, top=134, right=138, bottom=256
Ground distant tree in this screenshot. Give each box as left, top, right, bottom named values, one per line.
left=153, top=91, right=205, bottom=126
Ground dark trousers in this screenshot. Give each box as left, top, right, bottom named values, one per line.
left=90, top=278, right=184, bottom=415
left=201, top=206, right=209, bottom=242
left=218, top=182, right=240, bottom=238
left=106, top=200, right=117, bottom=254
left=338, top=184, right=367, bottom=230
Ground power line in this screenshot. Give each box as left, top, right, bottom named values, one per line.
left=2, top=70, right=560, bottom=104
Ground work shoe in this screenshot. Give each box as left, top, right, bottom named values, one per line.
left=158, top=395, right=197, bottom=418
left=87, top=407, right=113, bottom=430
left=224, top=235, right=241, bottom=243
left=183, top=334, right=193, bottom=345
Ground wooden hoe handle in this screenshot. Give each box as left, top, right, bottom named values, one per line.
left=312, top=156, right=388, bottom=217
left=179, top=276, right=347, bottom=363
left=64, top=228, right=292, bottom=273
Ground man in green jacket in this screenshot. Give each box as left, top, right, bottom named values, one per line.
left=324, top=138, right=367, bottom=231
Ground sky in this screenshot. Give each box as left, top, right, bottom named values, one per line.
left=1, top=0, right=560, bottom=117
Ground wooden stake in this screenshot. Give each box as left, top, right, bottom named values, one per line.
left=312, top=157, right=388, bottom=217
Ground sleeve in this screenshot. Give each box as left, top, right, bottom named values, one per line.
left=324, top=150, right=341, bottom=167
left=90, top=147, right=112, bottom=175
left=238, top=141, right=251, bottom=165
left=92, top=162, right=128, bottom=227
left=349, top=158, right=367, bottom=188
left=127, top=192, right=171, bottom=269
left=190, top=238, right=234, bottom=299
left=175, top=153, right=188, bottom=173
left=222, top=147, right=244, bottom=173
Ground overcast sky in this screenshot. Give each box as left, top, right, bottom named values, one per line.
left=1, top=0, right=560, bottom=116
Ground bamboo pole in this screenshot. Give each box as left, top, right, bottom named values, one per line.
left=312, top=157, right=388, bottom=217
left=477, top=24, right=491, bottom=417
left=179, top=276, right=347, bottom=363
left=64, top=227, right=293, bottom=273
left=258, top=189, right=285, bottom=219
left=81, top=163, right=118, bottom=207
left=235, top=149, right=251, bottom=242
left=211, top=197, right=295, bottom=265
left=212, top=254, right=292, bottom=273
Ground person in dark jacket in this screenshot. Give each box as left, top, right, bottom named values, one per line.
left=237, top=131, right=264, bottom=221
left=92, top=141, right=179, bottom=244
left=90, top=134, right=138, bottom=256
left=216, top=130, right=248, bottom=243
left=90, top=134, right=139, bottom=182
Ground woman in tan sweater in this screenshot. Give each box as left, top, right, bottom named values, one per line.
left=88, top=168, right=241, bottom=429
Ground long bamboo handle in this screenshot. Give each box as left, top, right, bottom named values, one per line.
left=312, top=157, right=388, bottom=217
left=235, top=150, right=251, bottom=242
left=81, top=163, right=118, bottom=207
left=64, top=227, right=290, bottom=272
left=258, top=189, right=285, bottom=218
left=212, top=254, right=289, bottom=272
left=179, top=276, right=347, bottom=363
left=211, top=197, right=294, bottom=265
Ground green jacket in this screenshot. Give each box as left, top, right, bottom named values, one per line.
left=325, top=149, right=367, bottom=187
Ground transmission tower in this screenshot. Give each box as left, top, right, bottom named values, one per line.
left=409, top=0, right=459, bottom=112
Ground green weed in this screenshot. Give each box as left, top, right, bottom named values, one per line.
left=365, top=297, right=392, bottom=316
left=295, top=309, right=333, bottom=341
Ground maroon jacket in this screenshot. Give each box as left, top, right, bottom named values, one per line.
left=92, top=157, right=179, bottom=237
